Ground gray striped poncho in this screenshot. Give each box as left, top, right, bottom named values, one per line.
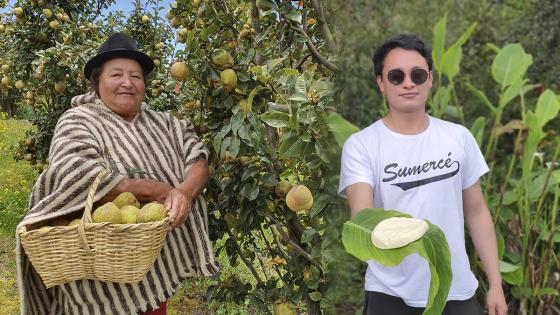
left=15, top=92, right=219, bottom=314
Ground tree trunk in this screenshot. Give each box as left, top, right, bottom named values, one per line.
left=305, top=296, right=322, bottom=315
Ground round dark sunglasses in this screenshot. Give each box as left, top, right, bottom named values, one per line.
left=386, top=68, right=429, bottom=86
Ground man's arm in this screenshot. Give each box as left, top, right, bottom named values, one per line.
left=463, top=180, right=508, bottom=315
left=346, top=183, right=374, bottom=217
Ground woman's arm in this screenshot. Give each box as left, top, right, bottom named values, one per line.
left=101, top=178, right=173, bottom=205
left=165, top=158, right=210, bottom=229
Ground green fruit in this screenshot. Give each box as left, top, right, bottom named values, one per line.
left=211, top=49, right=234, bottom=68
left=286, top=184, right=313, bottom=212
left=38, top=225, right=53, bottom=231
left=137, top=202, right=167, bottom=223
left=15, top=80, right=25, bottom=90
left=141, top=14, right=150, bottom=23
left=170, top=61, right=189, bottom=81
left=42, top=8, right=52, bottom=18
left=92, top=202, right=122, bottom=223
left=275, top=180, right=292, bottom=198
left=220, top=69, right=237, bottom=91
left=49, top=20, right=60, bottom=29
left=68, top=218, right=81, bottom=226
left=178, top=28, right=189, bottom=40
left=13, top=7, right=24, bottom=18
left=170, top=16, right=181, bottom=28
left=54, top=81, right=65, bottom=93
left=112, top=192, right=140, bottom=208
left=121, top=205, right=140, bottom=224
left=1, top=76, right=11, bottom=86
left=273, top=300, right=297, bottom=315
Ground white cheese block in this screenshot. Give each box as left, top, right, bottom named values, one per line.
left=371, top=217, right=429, bottom=249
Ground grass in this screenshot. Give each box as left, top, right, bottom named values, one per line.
left=0, top=118, right=36, bottom=237
left=0, top=115, right=254, bottom=314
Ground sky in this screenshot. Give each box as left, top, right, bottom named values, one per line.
left=0, top=1, right=174, bottom=19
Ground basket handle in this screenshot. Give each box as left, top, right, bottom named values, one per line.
left=78, top=170, right=109, bottom=255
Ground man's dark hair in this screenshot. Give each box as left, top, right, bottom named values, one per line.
left=372, top=34, right=433, bottom=77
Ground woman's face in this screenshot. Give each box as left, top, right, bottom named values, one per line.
left=98, top=58, right=145, bottom=121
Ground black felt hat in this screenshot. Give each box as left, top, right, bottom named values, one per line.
left=84, top=32, right=154, bottom=80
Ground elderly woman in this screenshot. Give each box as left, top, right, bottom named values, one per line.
left=16, top=32, right=218, bottom=314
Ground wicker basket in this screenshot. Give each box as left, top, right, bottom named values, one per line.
left=19, top=170, right=169, bottom=288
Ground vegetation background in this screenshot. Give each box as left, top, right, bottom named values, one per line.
left=0, top=0, right=559, bottom=314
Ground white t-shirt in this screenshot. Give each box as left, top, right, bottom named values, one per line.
left=338, top=115, right=488, bottom=307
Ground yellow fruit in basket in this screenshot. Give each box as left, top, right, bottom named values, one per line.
left=38, top=226, right=52, bottom=231
left=68, top=218, right=81, bottom=226
left=121, top=205, right=140, bottom=224
left=112, top=192, right=141, bottom=208
left=137, top=202, right=167, bottom=223
left=92, top=202, right=122, bottom=223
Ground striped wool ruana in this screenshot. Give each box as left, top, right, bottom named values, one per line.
left=15, top=92, right=219, bottom=315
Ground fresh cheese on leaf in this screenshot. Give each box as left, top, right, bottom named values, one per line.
left=371, top=217, right=429, bottom=249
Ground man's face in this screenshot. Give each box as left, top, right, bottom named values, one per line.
left=376, top=48, right=432, bottom=114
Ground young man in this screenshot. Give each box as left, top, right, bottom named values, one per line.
left=338, top=34, right=508, bottom=315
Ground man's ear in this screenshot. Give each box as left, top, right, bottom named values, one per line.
left=428, top=71, right=433, bottom=89
left=376, top=75, right=385, bottom=94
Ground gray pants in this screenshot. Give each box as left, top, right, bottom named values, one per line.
left=363, top=291, right=484, bottom=315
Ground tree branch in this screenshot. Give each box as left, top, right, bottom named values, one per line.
left=287, top=22, right=337, bottom=72
left=266, top=214, right=323, bottom=271
left=259, top=225, right=286, bottom=280
left=226, top=230, right=265, bottom=287
left=310, top=0, right=336, bottom=52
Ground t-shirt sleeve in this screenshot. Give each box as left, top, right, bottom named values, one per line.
left=462, top=129, right=489, bottom=190
left=338, top=134, right=374, bottom=197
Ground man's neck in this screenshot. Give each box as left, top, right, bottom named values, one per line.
left=382, top=111, right=429, bottom=135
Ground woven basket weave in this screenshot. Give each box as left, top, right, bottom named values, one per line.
left=19, top=170, right=169, bottom=288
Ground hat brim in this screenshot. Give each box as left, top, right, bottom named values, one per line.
left=84, top=49, right=155, bottom=80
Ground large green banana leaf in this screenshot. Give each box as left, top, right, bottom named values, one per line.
left=341, top=208, right=452, bottom=315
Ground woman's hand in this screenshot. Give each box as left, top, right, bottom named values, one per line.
left=164, top=188, right=193, bottom=229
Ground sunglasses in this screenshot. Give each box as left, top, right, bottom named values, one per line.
left=385, top=68, right=429, bottom=86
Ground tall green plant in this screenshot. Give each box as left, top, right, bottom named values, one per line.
left=429, top=14, right=476, bottom=120
left=468, top=43, right=560, bottom=314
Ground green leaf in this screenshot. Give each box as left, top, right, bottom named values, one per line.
left=470, top=116, right=486, bottom=147
left=499, top=78, right=526, bottom=110
left=279, top=135, right=304, bottom=159
left=266, top=57, right=286, bottom=71
left=326, top=112, right=360, bottom=148
left=492, top=44, right=531, bottom=90
left=308, top=291, right=322, bottom=301
left=285, top=10, right=302, bottom=23
left=466, top=83, right=495, bottom=113
left=342, top=208, right=451, bottom=315
left=537, top=288, right=559, bottom=296
left=453, top=22, right=477, bottom=47
left=432, top=14, right=447, bottom=73
left=501, top=263, right=523, bottom=285
left=535, top=89, right=560, bottom=128
left=522, top=112, right=543, bottom=182
left=499, top=260, right=521, bottom=273
left=441, top=45, right=462, bottom=80
left=301, top=228, right=318, bottom=244
left=261, top=111, right=290, bottom=128
left=295, top=75, right=307, bottom=95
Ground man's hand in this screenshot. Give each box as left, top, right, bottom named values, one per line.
left=164, top=188, right=193, bottom=229
left=486, top=285, right=508, bottom=315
